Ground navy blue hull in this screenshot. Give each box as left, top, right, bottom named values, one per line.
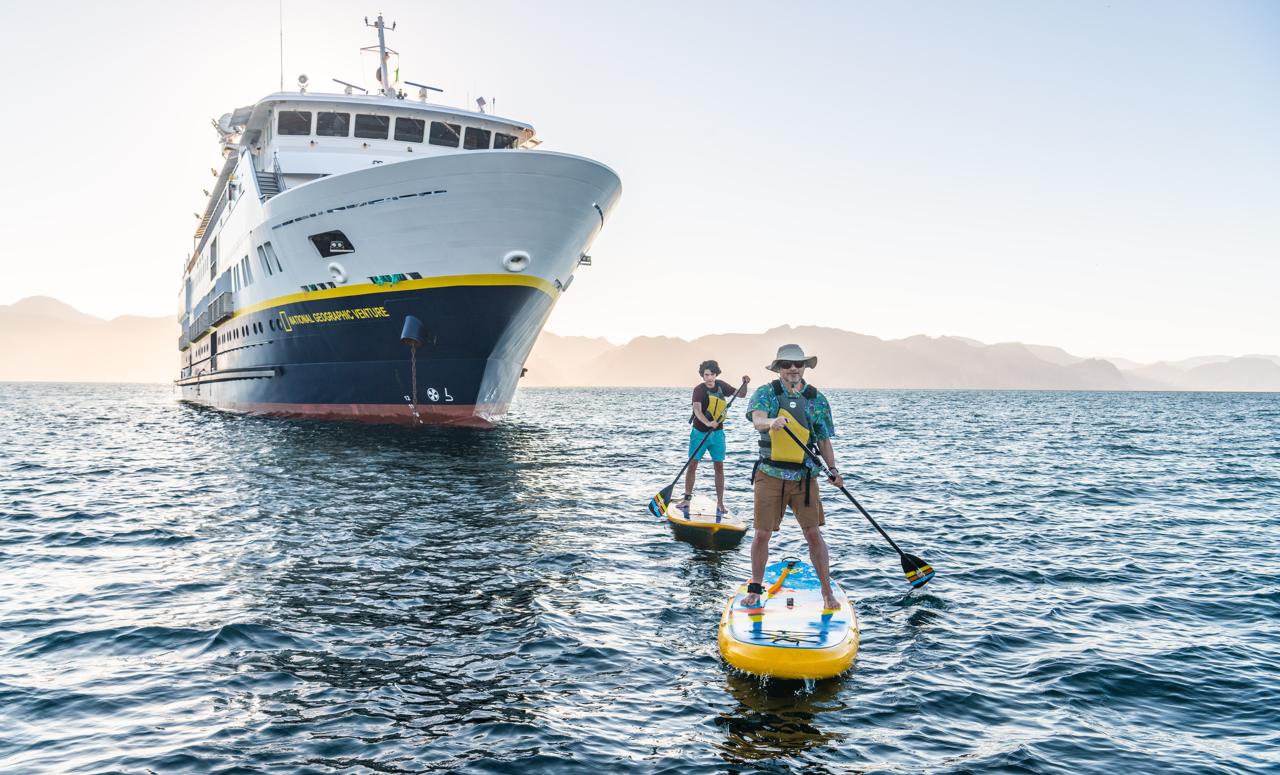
left=177, top=282, right=552, bottom=426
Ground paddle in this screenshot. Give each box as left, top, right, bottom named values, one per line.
left=777, top=423, right=935, bottom=589
left=648, top=377, right=749, bottom=519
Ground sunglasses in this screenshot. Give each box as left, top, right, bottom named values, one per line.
left=776, top=360, right=806, bottom=369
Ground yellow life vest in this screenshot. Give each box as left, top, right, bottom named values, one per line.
left=757, top=380, right=818, bottom=469
left=768, top=408, right=810, bottom=464
left=692, top=381, right=731, bottom=429
left=705, top=392, right=728, bottom=423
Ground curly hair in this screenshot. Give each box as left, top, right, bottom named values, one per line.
left=698, top=360, right=721, bottom=376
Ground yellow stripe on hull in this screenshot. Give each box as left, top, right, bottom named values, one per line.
left=230, top=273, right=559, bottom=321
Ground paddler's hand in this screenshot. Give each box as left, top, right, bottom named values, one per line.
left=827, top=468, right=844, bottom=488
left=768, top=416, right=789, bottom=432
left=741, top=375, right=751, bottom=385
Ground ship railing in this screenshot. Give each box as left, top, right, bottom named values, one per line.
left=251, top=153, right=285, bottom=202
left=181, top=291, right=235, bottom=346
left=194, top=185, right=229, bottom=241
left=209, top=292, right=234, bottom=325
left=188, top=309, right=210, bottom=342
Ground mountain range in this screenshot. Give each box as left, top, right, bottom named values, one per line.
left=1, top=297, right=1276, bottom=391
left=522, top=328, right=1280, bottom=391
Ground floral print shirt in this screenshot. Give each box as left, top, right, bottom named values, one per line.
left=745, top=381, right=836, bottom=481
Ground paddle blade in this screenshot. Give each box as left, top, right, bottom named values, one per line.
left=902, top=553, right=934, bottom=588
left=649, top=484, right=673, bottom=519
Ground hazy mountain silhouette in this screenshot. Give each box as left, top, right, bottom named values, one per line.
left=522, top=334, right=615, bottom=387
left=1182, top=358, right=1280, bottom=391
left=2, top=297, right=1276, bottom=391
left=529, top=325, right=1278, bottom=391
left=0, top=297, right=175, bottom=383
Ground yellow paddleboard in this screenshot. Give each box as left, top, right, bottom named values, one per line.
left=718, top=559, right=859, bottom=680
left=664, top=494, right=748, bottom=550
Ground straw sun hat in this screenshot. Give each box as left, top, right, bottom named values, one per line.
left=766, top=344, right=818, bottom=372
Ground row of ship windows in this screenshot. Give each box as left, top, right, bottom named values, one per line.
left=232, top=242, right=286, bottom=291
left=217, top=317, right=296, bottom=347
left=218, top=322, right=259, bottom=346
left=277, top=110, right=519, bottom=150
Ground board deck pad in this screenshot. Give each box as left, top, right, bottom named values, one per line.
left=718, top=559, right=859, bottom=679
left=664, top=494, right=748, bottom=550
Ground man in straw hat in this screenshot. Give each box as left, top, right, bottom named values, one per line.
left=740, top=344, right=843, bottom=609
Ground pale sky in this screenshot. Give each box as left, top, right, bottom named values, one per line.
left=0, top=1, right=1275, bottom=362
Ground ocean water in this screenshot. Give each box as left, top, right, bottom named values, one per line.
left=1, top=383, right=1277, bottom=774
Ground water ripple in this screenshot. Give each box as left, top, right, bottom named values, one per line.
left=0, top=384, right=1276, bottom=773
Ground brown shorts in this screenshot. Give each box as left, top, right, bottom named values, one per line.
left=753, top=471, right=825, bottom=531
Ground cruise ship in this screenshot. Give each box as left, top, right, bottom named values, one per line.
left=176, top=16, right=620, bottom=426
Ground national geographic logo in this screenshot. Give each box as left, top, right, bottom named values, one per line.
left=278, top=306, right=390, bottom=331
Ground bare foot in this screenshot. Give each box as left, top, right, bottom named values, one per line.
left=740, top=593, right=761, bottom=608
left=822, top=592, right=839, bottom=610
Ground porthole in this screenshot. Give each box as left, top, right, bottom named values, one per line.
left=502, top=251, right=530, bottom=273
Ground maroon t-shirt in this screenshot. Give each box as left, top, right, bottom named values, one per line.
left=691, top=379, right=737, bottom=432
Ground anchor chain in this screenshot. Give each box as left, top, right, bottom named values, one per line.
left=402, top=343, right=423, bottom=425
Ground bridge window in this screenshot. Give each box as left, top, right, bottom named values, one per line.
left=464, top=127, right=492, bottom=150
left=395, top=117, right=425, bottom=143
left=493, top=132, right=518, bottom=149
left=256, top=245, right=273, bottom=276
left=355, top=114, right=390, bottom=139
left=278, top=111, right=312, bottom=135
left=317, top=112, right=351, bottom=137
left=309, top=230, right=355, bottom=258
left=429, top=121, right=460, bottom=148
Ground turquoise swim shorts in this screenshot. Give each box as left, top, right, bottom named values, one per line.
left=688, top=427, right=728, bottom=462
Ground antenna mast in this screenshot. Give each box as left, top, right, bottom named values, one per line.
left=365, top=13, right=396, bottom=96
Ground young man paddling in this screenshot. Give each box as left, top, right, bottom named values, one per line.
left=678, top=360, right=749, bottom=517
left=741, top=344, right=843, bottom=610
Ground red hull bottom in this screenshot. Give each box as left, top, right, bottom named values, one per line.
left=181, top=398, right=508, bottom=428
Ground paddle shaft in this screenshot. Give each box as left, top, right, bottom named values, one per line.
left=663, top=378, right=749, bottom=494
left=777, top=423, right=909, bottom=558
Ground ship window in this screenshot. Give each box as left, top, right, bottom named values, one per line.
left=309, top=230, right=355, bottom=257
left=256, top=245, right=272, bottom=276
left=429, top=121, right=460, bottom=147
left=264, top=241, right=283, bottom=272
left=354, top=114, right=390, bottom=139
left=464, top=127, right=492, bottom=150
left=242, top=255, right=252, bottom=285
left=395, top=117, right=425, bottom=143
left=316, top=112, right=351, bottom=137
left=278, top=111, right=312, bottom=136
left=494, top=132, right=518, bottom=149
